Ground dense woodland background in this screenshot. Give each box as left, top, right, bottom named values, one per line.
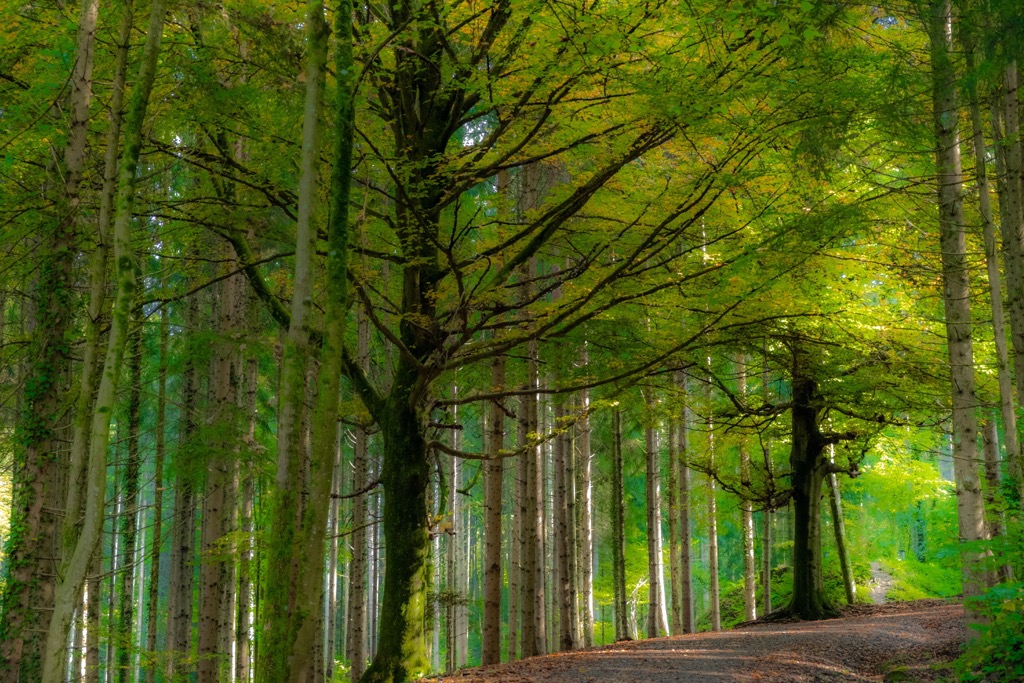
left=2, top=0, right=1024, bottom=682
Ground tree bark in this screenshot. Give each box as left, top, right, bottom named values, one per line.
left=981, top=421, right=1012, bottom=581
left=644, top=401, right=669, bottom=638
left=482, top=357, right=505, bottom=664
left=761, top=355, right=773, bottom=616
left=995, top=63, right=1024, bottom=415
left=737, top=358, right=757, bottom=621
left=142, top=305, right=168, bottom=683
left=576, top=377, right=594, bottom=648
left=826, top=446, right=855, bottom=605
left=705, top=375, right=721, bottom=632
left=927, top=0, right=988, bottom=608
left=41, top=2, right=167, bottom=679
left=519, top=339, right=544, bottom=657
left=554, top=400, right=576, bottom=651
left=116, top=326, right=143, bottom=683
left=788, top=361, right=835, bottom=620
left=674, top=372, right=695, bottom=633
left=348, top=306, right=370, bottom=682
left=198, top=250, right=245, bottom=682
left=979, top=65, right=1024, bottom=504
left=0, top=1, right=100, bottom=677
left=359, top=362, right=431, bottom=683
left=611, top=410, right=630, bottom=641
left=166, top=290, right=200, bottom=680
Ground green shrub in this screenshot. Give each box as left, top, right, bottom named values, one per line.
left=956, top=582, right=1024, bottom=682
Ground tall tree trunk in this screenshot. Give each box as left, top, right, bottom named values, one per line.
left=705, top=375, right=721, bottom=632
left=42, top=3, right=167, bottom=680
left=788, top=360, right=834, bottom=620
left=737, top=358, right=756, bottom=621
left=198, top=252, right=245, bottom=681
left=0, top=0, right=100, bottom=677
left=347, top=306, right=370, bottom=682
left=644, top=402, right=669, bottom=638
left=284, top=2, right=357, bottom=676
left=86, top=550, right=101, bottom=683
left=326, top=435, right=342, bottom=682
left=482, top=357, right=505, bottom=664
left=554, top=401, right=575, bottom=651
left=668, top=410, right=682, bottom=635
left=519, top=338, right=544, bottom=657
left=927, top=0, right=988, bottom=609
left=445, top=429, right=463, bottom=672
left=996, top=63, right=1024, bottom=416
left=142, top=305, right=168, bottom=683
left=981, top=421, right=1012, bottom=581
left=116, top=326, right=143, bottom=683
left=507, top=443, right=521, bottom=661
left=976, top=64, right=1024, bottom=503
left=761, top=355, right=773, bottom=616
left=611, top=410, right=630, bottom=641
left=359, top=362, right=431, bottom=683
left=236, top=353, right=257, bottom=683
left=576, top=379, right=594, bottom=648
left=673, top=371, right=695, bottom=633
left=826, top=446, right=855, bottom=605
left=166, top=288, right=200, bottom=680
left=259, top=0, right=353, bottom=678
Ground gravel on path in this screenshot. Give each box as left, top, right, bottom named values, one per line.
left=426, top=600, right=964, bottom=683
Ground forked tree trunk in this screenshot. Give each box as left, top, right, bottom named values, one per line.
left=927, top=0, right=988, bottom=609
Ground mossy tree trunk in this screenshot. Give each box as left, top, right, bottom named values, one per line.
left=787, top=357, right=841, bottom=621
left=360, top=363, right=431, bottom=683
left=40, top=1, right=167, bottom=680
left=0, top=0, right=100, bottom=677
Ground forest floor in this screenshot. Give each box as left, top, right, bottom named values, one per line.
left=427, top=600, right=965, bottom=683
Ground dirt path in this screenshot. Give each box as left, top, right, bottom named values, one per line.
left=428, top=600, right=964, bottom=683
left=869, top=561, right=897, bottom=605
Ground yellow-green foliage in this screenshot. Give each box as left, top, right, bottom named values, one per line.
left=880, top=558, right=961, bottom=601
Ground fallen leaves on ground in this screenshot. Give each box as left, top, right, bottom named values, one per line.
left=423, top=599, right=964, bottom=683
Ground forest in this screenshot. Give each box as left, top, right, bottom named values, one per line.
left=1, top=0, right=1024, bottom=682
